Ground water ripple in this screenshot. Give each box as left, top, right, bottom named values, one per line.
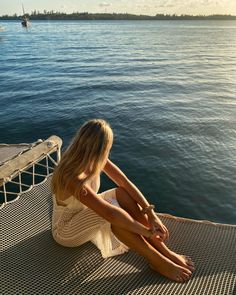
left=0, top=20, right=236, bottom=224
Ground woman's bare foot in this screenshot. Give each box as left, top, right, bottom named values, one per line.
left=149, top=255, right=192, bottom=283
left=166, top=252, right=195, bottom=272
left=148, top=238, right=195, bottom=272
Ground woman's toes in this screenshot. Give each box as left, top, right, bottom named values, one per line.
left=176, top=276, right=183, bottom=283
left=184, top=267, right=192, bottom=275
left=186, top=262, right=195, bottom=270
left=182, top=271, right=191, bottom=281
left=186, top=256, right=194, bottom=264
left=187, top=261, right=194, bottom=267
left=186, top=260, right=195, bottom=271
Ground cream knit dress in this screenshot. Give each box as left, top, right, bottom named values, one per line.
left=51, top=176, right=129, bottom=258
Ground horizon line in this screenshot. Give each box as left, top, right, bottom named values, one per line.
left=1, top=11, right=236, bottom=18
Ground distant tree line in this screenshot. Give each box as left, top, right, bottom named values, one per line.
left=0, top=11, right=236, bottom=20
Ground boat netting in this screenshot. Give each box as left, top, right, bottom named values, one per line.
left=0, top=136, right=61, bottom=208
left=0, top=137, right=235, bottom=294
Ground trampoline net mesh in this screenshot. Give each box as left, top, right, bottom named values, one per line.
left=1, top=178, right=235, bottom=295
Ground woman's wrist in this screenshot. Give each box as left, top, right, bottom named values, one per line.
left=144, top=228, right=152, bottom=238
left=147, top=228, right=156, bottom=239
left=141, top=204, right=155, bottom=215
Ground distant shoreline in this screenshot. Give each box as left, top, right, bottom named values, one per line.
left=1, top=12, right=236, bottom=21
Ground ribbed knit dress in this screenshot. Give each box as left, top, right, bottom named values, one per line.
left=51, top=175, right=129, bottom=258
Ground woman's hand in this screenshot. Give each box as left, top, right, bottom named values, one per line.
left=147, top=211, right=169, bottom=242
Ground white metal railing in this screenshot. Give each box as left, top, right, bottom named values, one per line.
left=0, top=135, right=62, bottom=208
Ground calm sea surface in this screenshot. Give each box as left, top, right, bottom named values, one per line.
left=0, top=20, right=235, bottom=224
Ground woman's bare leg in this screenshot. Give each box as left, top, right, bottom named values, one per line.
left=111, top=224, right=191, bottom=282
left=115, top=187, right=194, bottom=272
left=149, top=239, right=194, bottom=271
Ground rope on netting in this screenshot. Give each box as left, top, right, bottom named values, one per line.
left=0, top=154, right=57, bottom=207
left=0, top=155, right=56, bottom=208
left=0, top=136, right=62, bottom=208
left=3, top=183, right=7, bottom=204
left=0, top=139, right=43, bottom=167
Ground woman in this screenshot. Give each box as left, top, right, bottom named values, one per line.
left=51, top=119, right=194, bottom=282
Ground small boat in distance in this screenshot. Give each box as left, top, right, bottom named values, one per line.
left=21, top=4, right=30, bottom=27
left=21, top=15, right=29, bottom=27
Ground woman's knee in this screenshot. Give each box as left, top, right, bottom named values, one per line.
left=115, top=187, right=147, bottom=223
left=115, top=187, right=134, bottom=209
left=116, top=187, right=140, bottom=215
left=116, top=187, right=129, bottom=201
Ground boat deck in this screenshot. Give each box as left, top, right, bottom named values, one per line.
left=1, top=137, right=235, bottom=294
left=1, top=177, right=235, bottom=294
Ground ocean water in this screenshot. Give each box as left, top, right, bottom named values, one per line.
left=0, top=20, right=235, bottom=224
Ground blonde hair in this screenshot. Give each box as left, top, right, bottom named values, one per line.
left=51, top=119, right=113, bottom=198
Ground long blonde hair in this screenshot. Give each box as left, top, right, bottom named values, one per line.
left=51, top=119, right=113, bottom=198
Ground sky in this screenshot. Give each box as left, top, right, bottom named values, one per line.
left=0, top=0, right=236, bottom=16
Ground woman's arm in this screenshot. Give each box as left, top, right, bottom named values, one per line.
left=66, top=177, right=153, bottom=238
left=103, top=159, right=150, bottom=210
left=103, top=159, right=169, bottom=241
left=81, top=185, right=153, bottom=238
